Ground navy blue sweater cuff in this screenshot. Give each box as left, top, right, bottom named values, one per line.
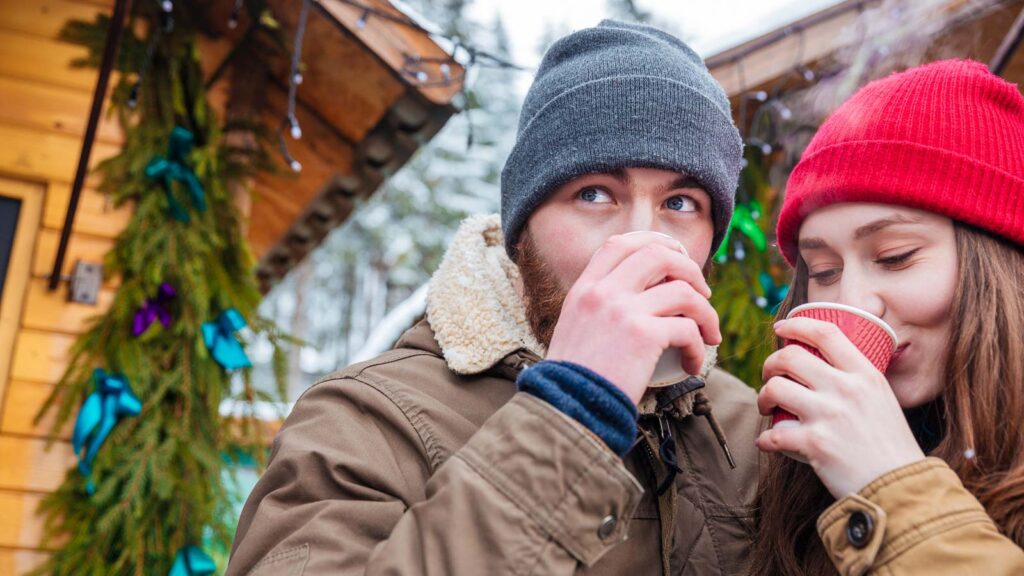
left=516, top=360, right=639, bottom=456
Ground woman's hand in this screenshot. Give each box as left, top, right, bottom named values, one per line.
left=755, top=317, right=926, bottom=498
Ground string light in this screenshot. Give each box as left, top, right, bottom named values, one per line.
left=159, top=0, right=174, bottom=33
left=279, top=0, right=311, bottom=172
left=228, top=0, right=243, bottom=29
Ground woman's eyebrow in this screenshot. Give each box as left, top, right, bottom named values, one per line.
left=853, top=215, right=921, bottom=240
left=798, top=237, right=829, bottom=250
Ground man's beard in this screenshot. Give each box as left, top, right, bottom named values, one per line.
left=517, top=231, right=569, bottom=349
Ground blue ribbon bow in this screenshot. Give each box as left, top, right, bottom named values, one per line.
left=168, top=545, right=216, bottom=576
left=202, top=308, right=252, bottom=370
left=145, top=127, right=206, bottom=223
left=71, top=369, right=142, bottom=494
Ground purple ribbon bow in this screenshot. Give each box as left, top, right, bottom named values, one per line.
left=132, top=283, right=176, bottom=337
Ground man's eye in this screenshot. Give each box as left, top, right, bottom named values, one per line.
left=665, top=195, right=697, bottom=212
left=578, top=187, right=612, bottom=203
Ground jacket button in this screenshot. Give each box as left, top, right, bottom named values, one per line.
left=846, top=511, right=873, bottom=549
left=597, top=515, right=618, bottom=540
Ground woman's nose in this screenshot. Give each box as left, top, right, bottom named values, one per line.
left=836, top=273, right=886, bottom=319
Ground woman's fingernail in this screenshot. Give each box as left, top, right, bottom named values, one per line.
left=774, top=320, right=786, bottom=329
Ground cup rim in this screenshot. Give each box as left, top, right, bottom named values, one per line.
left=787, top=302, right=898, bottom=349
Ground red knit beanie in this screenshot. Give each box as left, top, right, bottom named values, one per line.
left=776, top=59, right=1024, bottom=266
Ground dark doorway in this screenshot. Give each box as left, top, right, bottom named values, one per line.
left=0, top=196, right=22, bottom=301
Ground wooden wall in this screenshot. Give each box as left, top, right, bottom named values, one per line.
left=0, top=1, right=127, bottom=574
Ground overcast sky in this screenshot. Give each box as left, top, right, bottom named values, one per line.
left=467, top=0, right=843, bottom=66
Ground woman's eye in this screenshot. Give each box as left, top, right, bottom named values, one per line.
left=875, top=249, right=920, bottom=268
left=808, top=268, right=841, bottom=286
left=665, top=195, right=697, bottom=212
left=578, top=187, right=612, bottom=204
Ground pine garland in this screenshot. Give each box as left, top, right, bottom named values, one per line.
left=32, top=4, right=288, bottom=574
left=710, top=150, right=786, bottom=389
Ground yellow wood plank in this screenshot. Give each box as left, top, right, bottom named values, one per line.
left=0, top=490, right=62, bottom=550
left=0, top=0, right=109, bottom=40
left=42, top=183, right=132, bottom=240
left=0, top=177, right=45, bottom=462
left=31, top=229, right=118, bottom=288
left=21, top=279, right=114, bottom=336
left=0, top=381, right=71, bottom=441
left=0, top=435, right=74, bottom=493
left=0, top=548, right=50, bottom=576
left=9, top=330, right=74, bottom=385
left=0, top=76, right=122, bottom=145
left=0, top=122, right=118, bottom=186
left=0, top=29, right=101, bottom=93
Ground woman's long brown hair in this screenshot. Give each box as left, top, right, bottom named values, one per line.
left=749, top=223, right=1024, bottom=575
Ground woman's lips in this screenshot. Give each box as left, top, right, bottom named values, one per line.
left=890, top=342, right=910, bottom=367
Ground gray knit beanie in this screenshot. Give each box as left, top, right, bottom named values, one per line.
left=501, top=19, right=743, bottom=259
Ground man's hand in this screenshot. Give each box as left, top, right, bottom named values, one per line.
left=545, top=231, right=722, bottom=405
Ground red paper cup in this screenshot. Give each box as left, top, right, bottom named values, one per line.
left=771, top=303, right=897, bottom=429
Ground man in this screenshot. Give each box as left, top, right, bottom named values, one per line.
left=228, top=20, right=761, bottom=575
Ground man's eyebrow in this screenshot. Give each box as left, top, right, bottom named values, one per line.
left=666, top=175, right=704, bottom=192
left=607, top=167, right=630, bottom=185
left=853, top=214, right=922, bottom=240
left=605, top=169, right=703, bottom=193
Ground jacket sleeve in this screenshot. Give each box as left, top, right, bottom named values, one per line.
left=816, top=457, right=1024, bottom=576
left=225, top=376, right=643, bottom=576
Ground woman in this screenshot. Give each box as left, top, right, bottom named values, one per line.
left=750, top=59, right=1024, bottom=575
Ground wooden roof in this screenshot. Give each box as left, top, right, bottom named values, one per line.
left=707, top=0, right=1024, bottom=109
left=204, top=0, right=463, bottom=292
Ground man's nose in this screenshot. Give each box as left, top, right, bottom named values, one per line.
left=624, top=204, right=663, bottom=236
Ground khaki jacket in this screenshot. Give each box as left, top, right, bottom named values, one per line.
left=226, top=215, right=763, bottom=575
left=819, top=458, right=1024, bottom=575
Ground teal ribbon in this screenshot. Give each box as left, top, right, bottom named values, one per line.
left=758, top=271, right=790, bottom=313
left=714, top=200, right=767, bottom=262
left=145, top=127, right=206, bottom=223
left=169, top=545, right=216, bottom=576
left=71, top=369, right=141, bottom=494
left=202, top=308, right=252, bottom=370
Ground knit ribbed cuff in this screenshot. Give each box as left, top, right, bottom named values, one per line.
left=516, top=360, right=639, bottom=456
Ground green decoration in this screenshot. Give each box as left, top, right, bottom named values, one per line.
left=709, top=153, right=789, bottom=390
left=32, top=6, right=290, bottom=575
left=714, top=200, right=767, bottom=263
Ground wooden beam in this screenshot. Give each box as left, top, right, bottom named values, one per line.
left=0, top=0, right=110, bottom=40
left=0, top=76, right=122, bottom=145
left=42, top=184, right=131, bottom=240
left=1, top=381, right=72, bottom=441
left=265, top=0, right=408, bottom=142
left=0, top=435, right=75, bottom=493
left=21, top=279, right=116, bottom=336
left=10, top=330, right=75, bottom=385
left=0, top=123, right=118, bottom=185
left=0, top=490, right=64, bottom=549
left=32, top=230, right=118, bottom=287
left=248, top=82, right=355, bottom=259
left=314, top=0, right=464, bottom=106
left=0, top=29, right=105, bottom=93
left=0, top=548, right=50, bottom=575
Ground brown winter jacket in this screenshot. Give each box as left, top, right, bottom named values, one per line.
left=817, top=457, right=1024, bottom=575
left=226, top=215, right=763, bottom=575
